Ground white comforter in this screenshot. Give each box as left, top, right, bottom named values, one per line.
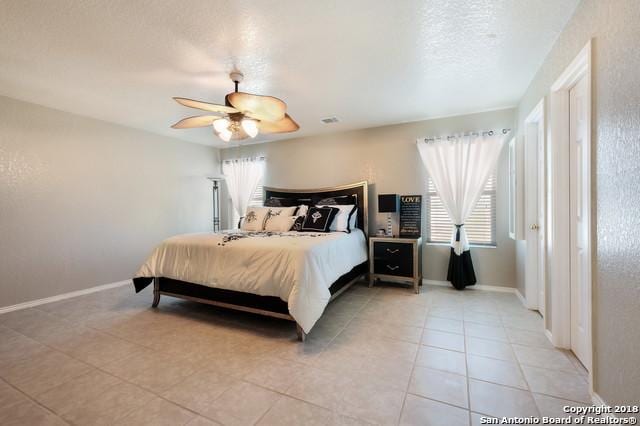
left=135, top=230, right=368, bottom=333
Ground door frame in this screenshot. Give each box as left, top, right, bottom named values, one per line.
left=523, top=99, right=545, bottom=313
left=548, top=40, right=593, bottom=372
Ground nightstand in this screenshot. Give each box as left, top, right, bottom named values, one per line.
left=368, top=236, right=423, bottom=293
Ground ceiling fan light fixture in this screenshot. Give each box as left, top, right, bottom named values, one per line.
left=241, top=118, right=259, bottom=138
left=212, top=118, right=230, bottom=133
left=218, top=129, right=232, bottom=142
left=172, top=70, right=298, bottom=141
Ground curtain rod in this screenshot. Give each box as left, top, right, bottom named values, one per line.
left=419, top=128, right=511, bottom=143
left=222, top=156, right=266, bottom=163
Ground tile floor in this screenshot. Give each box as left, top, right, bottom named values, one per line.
left=0, top=282, right=593, bottom=425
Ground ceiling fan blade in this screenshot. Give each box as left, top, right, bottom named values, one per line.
left=171, top=115, right=221, bottom=129
left=258, top=114, right=300, bottom=134
left=173, top=97, right=238, bottom=114
left=227, top=92, right=286, bottom=122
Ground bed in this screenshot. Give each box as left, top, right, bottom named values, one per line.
left=132, top=181, right=369, bottom=341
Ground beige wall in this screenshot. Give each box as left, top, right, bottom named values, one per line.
left=514, top=0, right=640, bottom=408
left=221, top=108, right=517, bottom=288
left=0, top=96, right=220, bottom=307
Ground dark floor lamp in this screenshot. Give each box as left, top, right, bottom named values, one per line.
left=207, top=177, right=223, bottom=232
left=378, top=194, right=398, bottom=237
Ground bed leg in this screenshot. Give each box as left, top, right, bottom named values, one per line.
left=152, top=278, right=160, bottom=308
left=296, top=323, right=306, bottom=342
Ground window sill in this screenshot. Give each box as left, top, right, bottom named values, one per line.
left=425, top=242, right=497, bottom=249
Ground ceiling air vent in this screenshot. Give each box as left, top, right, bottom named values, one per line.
left=321, top=116, right=339, bottom=124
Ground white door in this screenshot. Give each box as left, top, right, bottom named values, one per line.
left=569, top=75, right=591, bottom=370
left=524, top=122, right=539, bottom=309
left=524, top=104, right=545, bottom=316
left=536, top=120, right=546, bottom=316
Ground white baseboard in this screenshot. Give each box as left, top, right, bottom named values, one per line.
left=591, top=392, right=606, bottom=406
left=591, top=393, right=617, bottom=418
left=0, top=279, right=132, bottom=315
left=422, top=279, right=516, bottom=293
left=422, top=279, right=450, bottom=288
left=515, top=289, right=528, bottom=306
left=544, top=328, right=554, bottom=345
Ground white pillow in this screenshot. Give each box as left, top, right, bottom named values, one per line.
left=349, top=207, right=358, bottom=230
left=240, top=207, right=270, bottom=231
left=264, top=215, right=297, bottom=232
left=317, top=204, right=356, bottom=233
left=296, top=204, right=309, bottom=217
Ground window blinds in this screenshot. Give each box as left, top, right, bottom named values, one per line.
left=426, top=175, right=496, bottom=246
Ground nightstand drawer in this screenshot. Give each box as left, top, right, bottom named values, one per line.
left=369, top=236, right=422, bottom=293
left=373, top=258, right=413, bottom=277
left=373, top=242, right=413, bottom=260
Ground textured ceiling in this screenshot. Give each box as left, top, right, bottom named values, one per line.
left=0, top=0, right=580, bottom=147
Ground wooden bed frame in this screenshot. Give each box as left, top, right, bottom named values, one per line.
left=148, top=181, right=369, bottom=341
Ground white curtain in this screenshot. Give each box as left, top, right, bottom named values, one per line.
left=222, top=157, right=265, bottom=226
left=417, top=133, right=507, bottom=255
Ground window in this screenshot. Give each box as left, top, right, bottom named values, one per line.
left=221, top=157, right=265, bottom=227
left=426, top=174, right=497, bottom=246
left=248, top=181, right=264, bottom=207
left=508, top=137, right=518, bottom=239
left=228, top=182, right=263, bottom=228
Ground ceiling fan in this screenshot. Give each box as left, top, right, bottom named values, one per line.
left=171, top=71, right=299, bottom=142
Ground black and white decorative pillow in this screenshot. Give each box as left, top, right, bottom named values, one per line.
left=301, top=207, right=339, bottom=232
left=291, top=215, right=306, bottom=231
left=317, top=204, right=357, bottom=233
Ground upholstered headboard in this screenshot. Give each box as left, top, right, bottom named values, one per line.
left=264, top=181, right=369, bottom=236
